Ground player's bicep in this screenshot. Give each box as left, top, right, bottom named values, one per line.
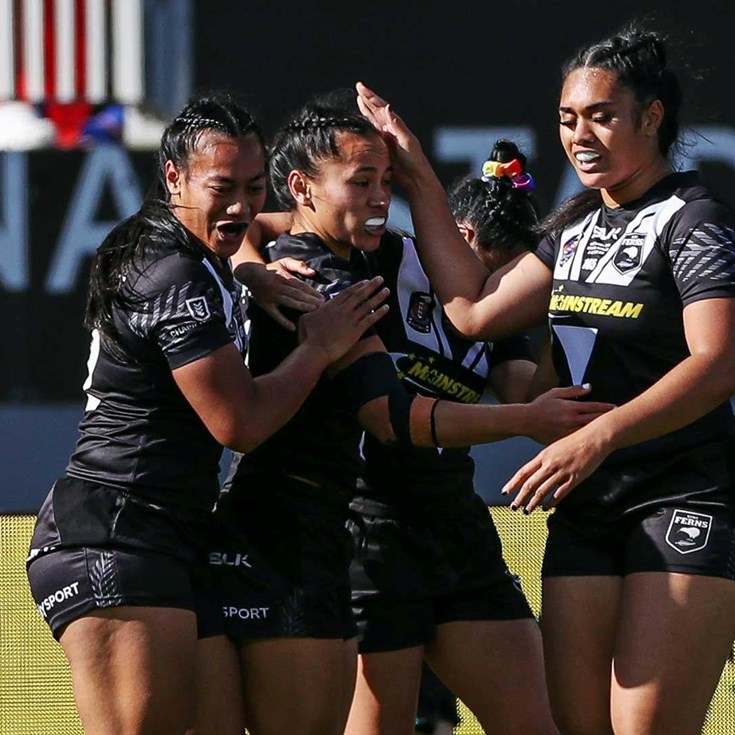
left=488, top=359, right=537, bottom=404
left=682, top=298, right=735, bottom=402
left=468, top=252, right=551, bottom=339
left=683, top=297, right=735, bottom=358
left=172, top=343, right=256, bottom=449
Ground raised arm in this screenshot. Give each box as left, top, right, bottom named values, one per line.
left=356, top=82, right=551, bottom=339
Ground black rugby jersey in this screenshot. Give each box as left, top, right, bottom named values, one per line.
left=227, top=232, right=374, bottom=502
left=536, top=171, right=735, bottom=465
left=361, top=231, right=532, bottom=507
left=66, top=216, right=248, bottom=514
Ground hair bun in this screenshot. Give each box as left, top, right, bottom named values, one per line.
left=490, top=139, right=527, bottom=170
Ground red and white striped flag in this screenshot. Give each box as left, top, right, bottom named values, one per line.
left=0, top=0, right=143, bottom=104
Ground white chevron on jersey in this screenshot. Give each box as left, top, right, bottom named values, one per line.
left=202, top=257, right=248, bottom=355
left=584, top=197, right=687, bottom=285
left=397, top=236, right=488, bottom=375
left=558, top=196, right=688, bottom=287
left=551, top=323, right=598, bottom=386
left=553, top=212, right=596, bottom=281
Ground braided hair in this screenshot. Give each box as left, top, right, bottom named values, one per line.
left=543, top=22, right=683, bottom=236
left=85, top=91, right=264, bottom=346
left=268, top=90, right=382, bottom=211
left=154, top=93, right=265, bottom=201
left=447, top=139, right=540, bottom=256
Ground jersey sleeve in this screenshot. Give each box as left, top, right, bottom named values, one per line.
left=488, top=332, right=535, bottom=366
left=534, top=233, right=557, bottom=269
left=666, top=199, right=735, bottom=305
left=125, top=252, right=235, bottom=369
left=328, top=351, right=402, bottom=415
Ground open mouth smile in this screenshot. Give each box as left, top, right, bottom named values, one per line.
left=216, top=222, right=248, bottom=239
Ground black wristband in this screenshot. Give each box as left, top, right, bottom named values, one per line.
left=430, top=399, right=441, bottom=447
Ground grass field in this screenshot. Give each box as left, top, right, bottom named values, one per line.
left=2, top=511, right=733, bottom=735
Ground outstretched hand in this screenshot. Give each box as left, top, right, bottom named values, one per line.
left=298, top=277, right=389, bottom=363
left=525, top=384, right=615, bottom=445
left=502, top=417, right=613, bottom=513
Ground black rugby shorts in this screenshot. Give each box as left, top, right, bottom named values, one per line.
left=543, top=437, right=735, bottom=579
left=349, top=494, right=533, bottom=653
left=26, top=476, right=224, bottom=638
left=211, top=484, right=357, bottom=641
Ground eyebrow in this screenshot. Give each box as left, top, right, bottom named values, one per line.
left=559, top=101, right=614, bottom=114
left=351, top=164, right=394, bottom=174
left=206, top=171, right=267, bottom=183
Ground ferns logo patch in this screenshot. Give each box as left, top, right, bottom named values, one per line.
left=665, top=509, right=712, bottom=555
left=613, top=234, right=645, bottom=274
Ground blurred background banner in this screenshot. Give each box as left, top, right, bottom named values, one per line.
left=2, top=0, right=735, bottom=512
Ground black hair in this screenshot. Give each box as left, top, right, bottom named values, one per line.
left=153, top=92, right=265, bottom=201
left=447, top=139, right=540, bottom=253
left=562, top=24, right=682, bottom=158
left=543, top=21, right=683, bottom=236
left=85, top=91, right=264, bottom=346
left=268, top=89, right=382, bottom=211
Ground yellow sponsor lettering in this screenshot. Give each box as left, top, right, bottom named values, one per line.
left=550, top=292, right=643, bottom=319
left=407, top=363, right=431, bottom=380
left=619, top=302, right=643, bottom=318
left=404, top=360, right=481, bottom=403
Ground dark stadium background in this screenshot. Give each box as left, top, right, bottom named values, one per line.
left=2, top=0, right=734, bottom=512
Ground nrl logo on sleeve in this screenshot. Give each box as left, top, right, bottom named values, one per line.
left=665, top=509, right=713, bottom=555
left=185, top=296, right=211, bottom=321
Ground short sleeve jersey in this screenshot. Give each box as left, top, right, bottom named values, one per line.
left=226, top=232, right=373, bottom=504
left=361, top=231, right=533, bottom=506
left=535, top=172, right=735, bottom=464
left=66, top=219, right=249, bottom=515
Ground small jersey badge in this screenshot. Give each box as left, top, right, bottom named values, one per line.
left=665, top=509, right=713, bottom=555
left=406, top=292, right=434, bottom=333
left=185, top=296, right=211, bottom=321
left=612, top=233, right=645, bottom=274
left=559, top=234, right=580, bottom=267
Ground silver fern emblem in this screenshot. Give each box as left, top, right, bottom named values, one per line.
left=90, top=550, right=123, bottom=608
left=280, top=588, right=306, bottom=635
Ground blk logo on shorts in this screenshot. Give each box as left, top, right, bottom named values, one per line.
left=665, top=509, right=713, bottom=555
left=185, top=296, right=211, bottom=321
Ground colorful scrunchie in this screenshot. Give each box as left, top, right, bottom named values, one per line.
left=481, top=158, right=535, bottom=191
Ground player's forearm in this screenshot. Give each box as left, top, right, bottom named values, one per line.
left=231, top=342, right=331, bottom=452
left=585, top=353, right=735, bottom=454
left=428, top=400, right=530, bottom=448
left=402, top=170, right=490, bottom=326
